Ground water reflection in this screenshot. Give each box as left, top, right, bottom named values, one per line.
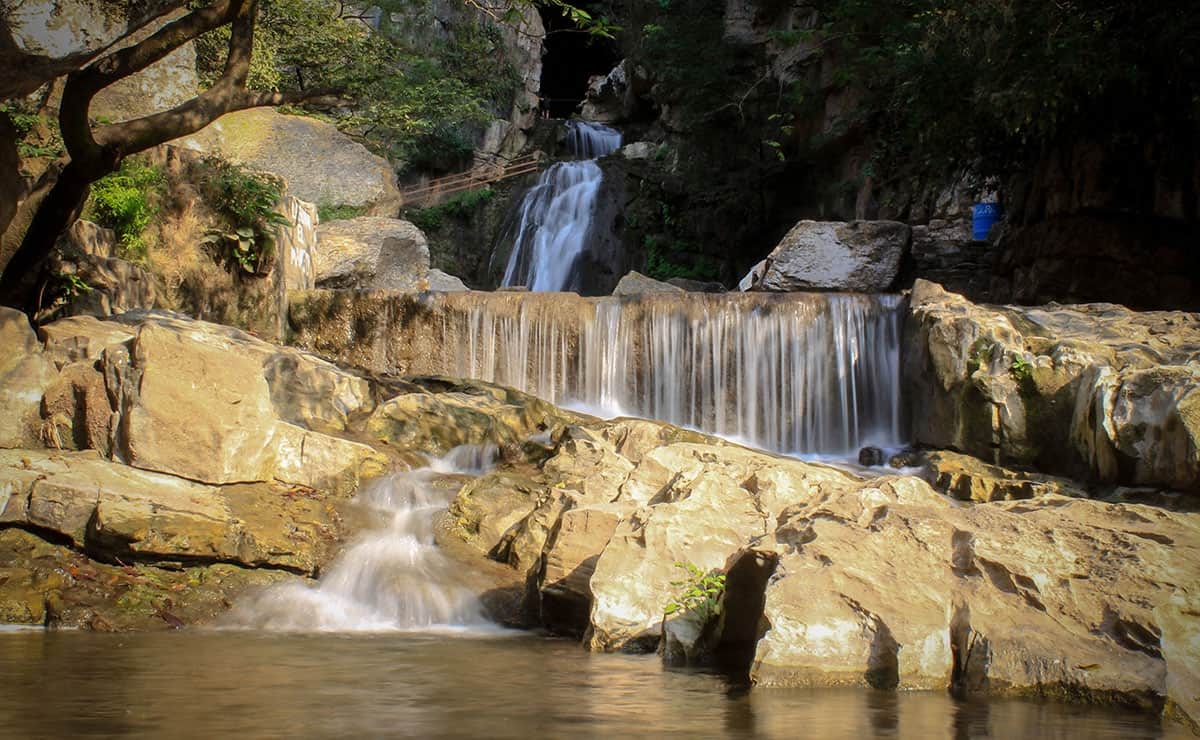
left=0, top=631, right=1186, bottom=739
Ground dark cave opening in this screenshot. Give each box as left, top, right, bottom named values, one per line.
left=538, top=4, right=620, bottom=119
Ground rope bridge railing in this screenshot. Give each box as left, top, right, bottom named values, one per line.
left=399, top=152, right=544, bottom=207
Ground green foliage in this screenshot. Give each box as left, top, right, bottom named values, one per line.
left=405, top=187, right=495, bottom=232
left=195, top=156, right=289, bottom=274
left=664, top=562, right=726, bottom=623
left=56, top=272, right=93, bottom=299
left=85, top=158, right=166, bottom=262
left=196, top=0, right=522, bottom=173
left=1, top=105, right=65, bottom=159
left=317, top=203, right=367, bottom=223
left=632, top=0, right=745, bottom=126
left=807, top=0, right=1200, bottom=183
left=1010, top=354, right=1033, bottom=383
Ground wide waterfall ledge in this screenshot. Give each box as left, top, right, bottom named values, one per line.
left=291, top=290, right=906, bottom=457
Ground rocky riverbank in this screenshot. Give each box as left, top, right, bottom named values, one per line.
left=0, top=286, right=1197, bottom=731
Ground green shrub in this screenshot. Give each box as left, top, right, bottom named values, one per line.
left=664, top=562, right=726, bottom=623
left=86, top=158, right=165, bottom=262
left=405, top=187, right=495, bottom=232
left=196, top=156, right=289, bottom=274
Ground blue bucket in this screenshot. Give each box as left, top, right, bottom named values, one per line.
left=972, top=202, right=1002, bottom=241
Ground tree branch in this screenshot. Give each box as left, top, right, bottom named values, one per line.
left=96, top=87, right=343, bottom=154
left=59, top=0, right=244, bottom=163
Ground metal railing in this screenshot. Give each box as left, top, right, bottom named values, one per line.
left=399, top=152, right=544, bottom=207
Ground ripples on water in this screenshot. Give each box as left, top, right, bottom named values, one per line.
left=0, top=630, right=1186, bottom=739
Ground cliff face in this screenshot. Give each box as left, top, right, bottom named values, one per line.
left=993, top=138, right=1200, bottom=310
left=582, top=0, right=1199, bottom=308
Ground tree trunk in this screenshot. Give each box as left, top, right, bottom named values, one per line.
left=0, top=157, right=113, bottom=314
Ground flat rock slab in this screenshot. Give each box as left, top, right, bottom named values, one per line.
left=0, top=449, right=342, bottom=574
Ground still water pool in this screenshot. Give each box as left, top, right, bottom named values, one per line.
left=0, top=630, right=1188, bottom=739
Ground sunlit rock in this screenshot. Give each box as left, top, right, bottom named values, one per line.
left=905, top=279, right=1200, bottom=491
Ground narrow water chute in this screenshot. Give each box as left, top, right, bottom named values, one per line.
left=500, top=121, right=622, bottom=291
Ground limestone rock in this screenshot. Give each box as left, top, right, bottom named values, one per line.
left=905, top=279, right=1200, bottom=491
left=366, top=378, right=580, bottom=458
left=539, top=503, right=625, bottom=636
left=89, top=11, right=198, bottom=124
left=612, top=271, right=685, bottom=296
left=4, top=3, right=196, bottom=115
left=314, top=217, right=431, bottom=290
left=175, top=109, right=401, bottom=215
left=277, top=196, right=319, bottom=292
left=620, top=142, right=657, bottom=160
left=738, top=259, right=767, bottom=292
left=0, top=528, right=294, bottom=630
left=586, top=443, right=858, bottom=654
left=0, top=449, right=343, bottom=573
left=113, top=320, right=280, bottom=483
left=0, top=307, right=54, bottom=448
left=749, top=221, right=910, bottom=292
left=579, top=60, right=631, bottom=123
left=38, top=361, right=113, bottom=454
left=39, top=314, right=136, bottom=365
left=666, top=277, right=726, bottom=293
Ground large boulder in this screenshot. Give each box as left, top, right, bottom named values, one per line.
left=743, top=220, right=910, bottom=292
left=904, top=280, right=1200, bottom=492
left=314, top=217, right=431, bottom=290
left=175, top=108, right=401, bottom=216
left=31, top=311, right=386, bottom=493
left=2, top=2, right=196, bottom=111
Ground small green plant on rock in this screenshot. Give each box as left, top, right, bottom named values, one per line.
left=1010, top=354, right=1034, bottom=383
left=317, top=203, right=367, bottom=223
left=197, top=156, right=289, bottom=274
left=664, top=562, right=726, bottom=623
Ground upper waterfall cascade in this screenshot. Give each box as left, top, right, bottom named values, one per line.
left=500, top=121, right=621, bottom=292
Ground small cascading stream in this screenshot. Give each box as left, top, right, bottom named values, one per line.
left=499, top=120, right=622, bottom=291
left=401, top=291, right=904, bottom=456
left=223, top=446, right=500, bottom=632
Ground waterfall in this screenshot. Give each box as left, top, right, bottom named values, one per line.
left=500, top=121, right=622, bottom=291
left=223, top=446, right=501, bottom=632
left=378, top=291, right=904, bottom=456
